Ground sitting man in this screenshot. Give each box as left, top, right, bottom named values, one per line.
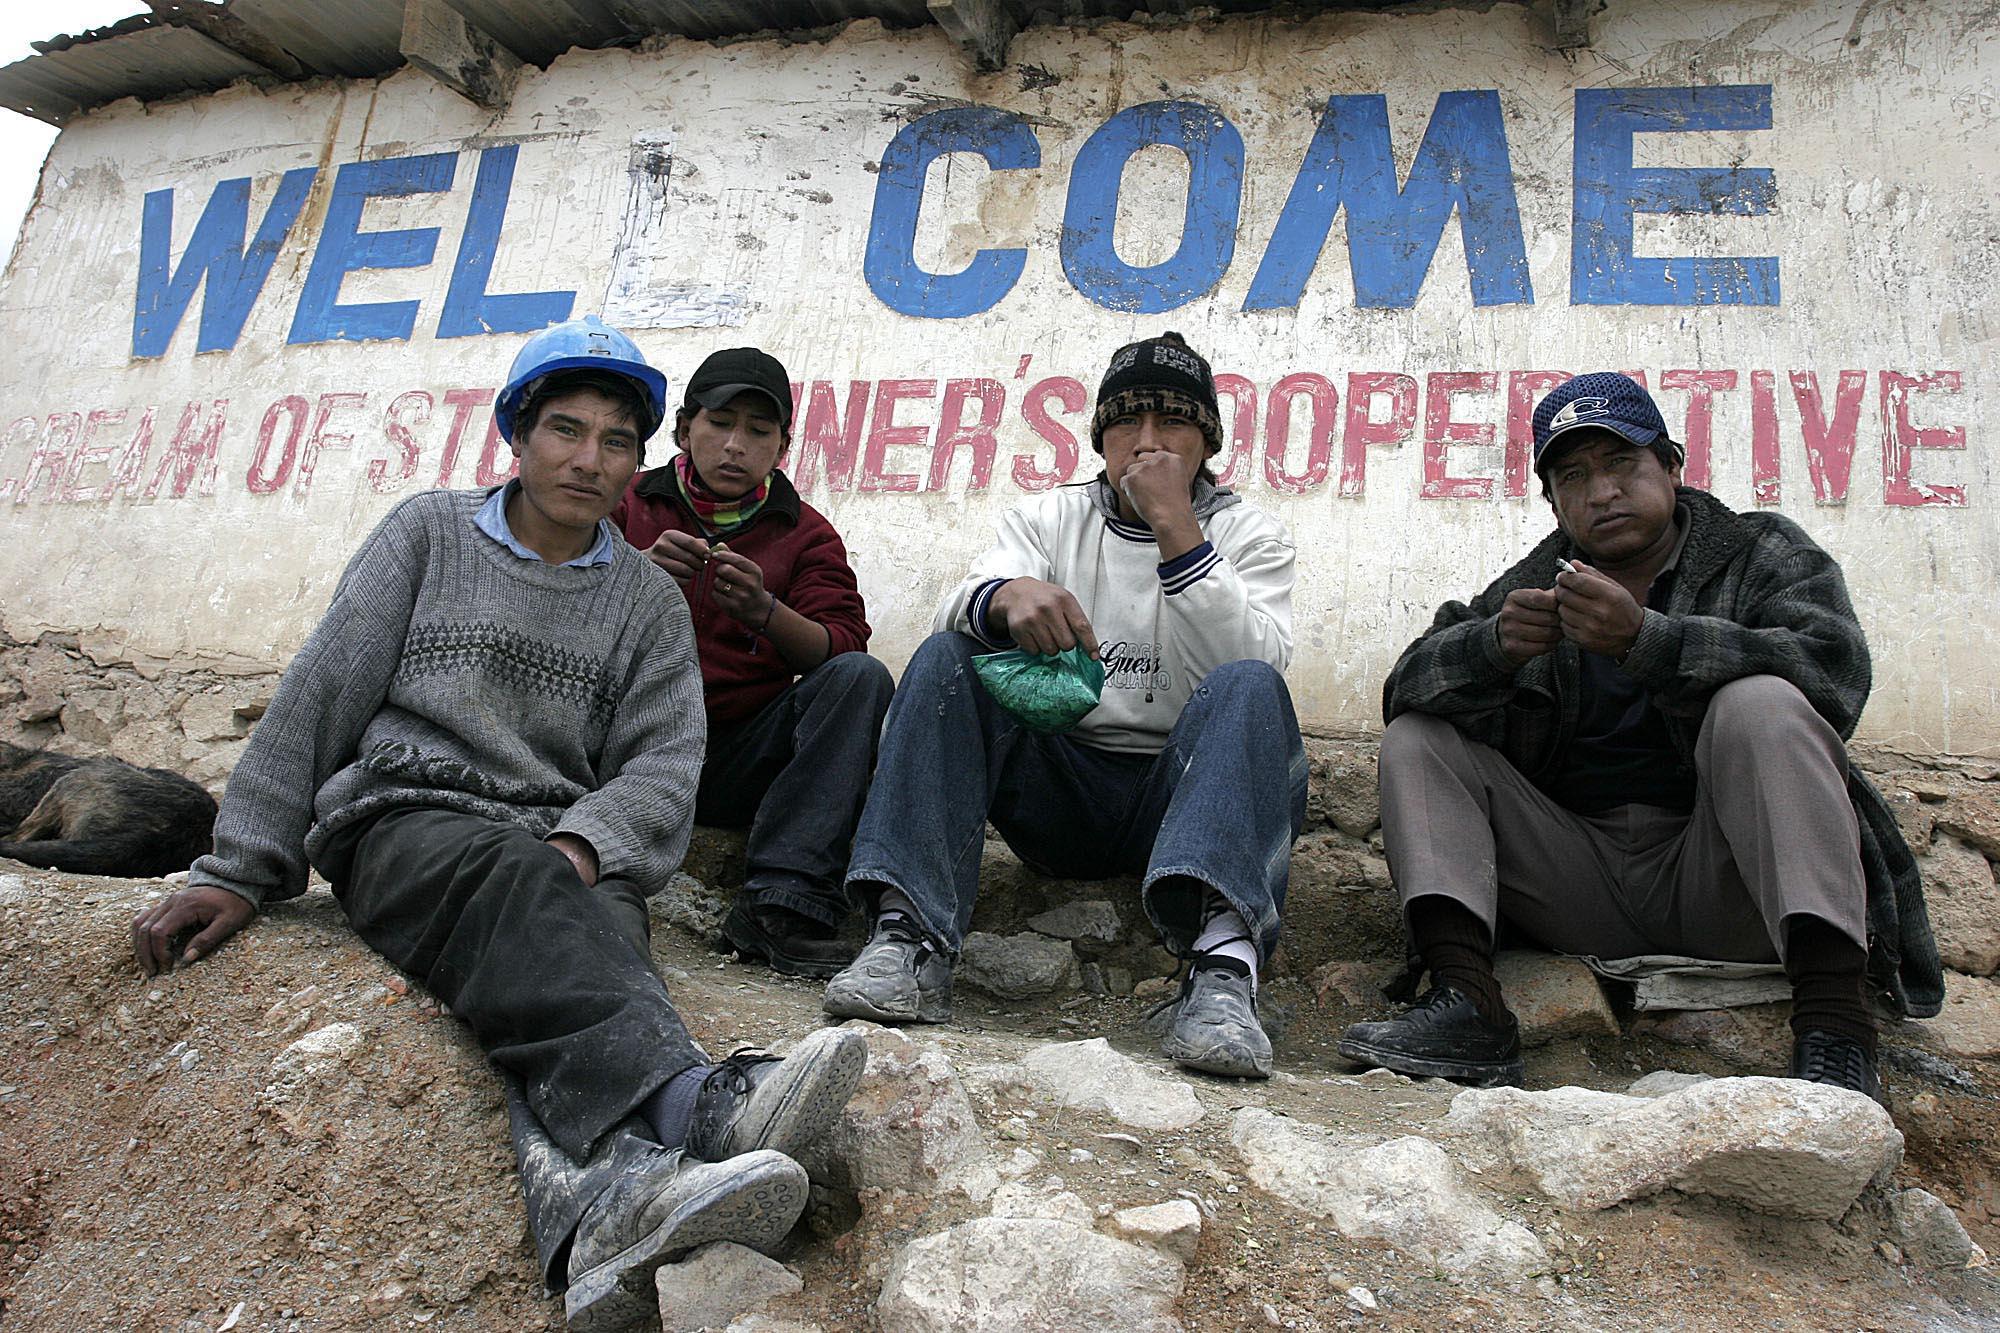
left=129, top=316, right=866, bottom=1332
left=821, top=331, right=1306, bottom=1079
left=1340, top=372, right=1940, bottom=1096
left=613, top=346, right=892, bottom=978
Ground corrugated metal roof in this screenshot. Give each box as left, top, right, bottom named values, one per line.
left=0, top=0, right=1399, bottom=125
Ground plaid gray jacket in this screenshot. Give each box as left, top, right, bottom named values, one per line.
left=1383, top=487, right=1942, bottom=1019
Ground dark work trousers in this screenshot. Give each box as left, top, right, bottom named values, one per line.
left=314, top=805, right=706, bottom=1288
left=695, top=652, right=894, bottom=929
left=1378, top=675, right=1868, bottom=962
left=845, top=632, right=1308, bottom=961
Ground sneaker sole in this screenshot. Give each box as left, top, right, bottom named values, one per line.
left=565, top=1154, right=806, bottom=1333
left=1163, top=1031, right=1273, bottom=1080
left=1335, top=1036, right=1524, bottom=1087
left=721, top=1028, right=869, bottom=1160
left=820, top=980, right=952, bottom=1026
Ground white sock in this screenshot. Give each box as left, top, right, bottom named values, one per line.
left=876, top=887, right=922, bottom=925
left=1192, top=903, right=1259, bottom=992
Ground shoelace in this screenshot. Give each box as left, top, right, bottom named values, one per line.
left=1410, top=983, right=1465, bottom=1016
left=1796, top=1034, right=1870, bottom=1089
left=874, top=912, right=939, bottom=964
left=1143, top=935, right=1256, bottom=1023
left=702, top=1047, right=781, bottom=1096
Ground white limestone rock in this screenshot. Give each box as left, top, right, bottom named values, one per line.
left=1889, top=1188, right=1990, bottom=1270
left=795, top=1025, right=992, bottom=1198
left=1913, top=972, right=2000, bottom=1059
left=988, top=1181, right=1095, bottom=1226
left=655, top=1242, right=801, bottom=1333
left=1917, top=836, right=2000, bottom=975
left=1443, top=1076, right=1902, bottom=1219
left=1025, top=899, right=1124, bottom=944
left=877, top=1217, right=1184, bottom=1333
left=1626, top=1071, right=1713, bottom=1097
left=959, top=931, right=1081, bottom=999
left=1016, top=1039, right=1204, bottom=1131
left=1106, top=1200, right=1203, bottom=1262
left=1230, top=1109, right=1549, bottom=1282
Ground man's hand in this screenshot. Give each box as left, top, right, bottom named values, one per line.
left=546, top=832, right=599, bottom=887
left=1495, top=587, right=1562, bottom=666
left=131, top=886, right=254, bottom=977
left=1117, top=453, right=1198, bottom=530
left=646, top=530, right=710, bottom=583
left=707, top=548, right=773, bottom=625
left=988, top=578, right=1100, bottom=659
left=1555, top=561, right=1645, bottom=659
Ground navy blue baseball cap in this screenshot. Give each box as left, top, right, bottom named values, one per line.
left=1532, top=372, right=1680, bottom=477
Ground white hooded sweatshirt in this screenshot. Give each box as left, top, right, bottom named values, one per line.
left=933, top=476, right=1296, bottom=754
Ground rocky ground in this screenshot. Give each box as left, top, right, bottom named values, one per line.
left=2, top=825, right=1998, bottom=1332
left=3, top=632, right=2000, bottom=1330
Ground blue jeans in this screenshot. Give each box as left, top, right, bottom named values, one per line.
left=845, top=632, right=1307, bottom=960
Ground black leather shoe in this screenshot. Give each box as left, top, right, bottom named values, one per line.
left=1789, top=1029, right=1883, bottom=1103
left=721, top=899, right=857, bottom=979
left=1336, top=984, right=1524, bottom=1086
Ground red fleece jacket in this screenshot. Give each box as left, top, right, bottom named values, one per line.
left=612, top=464, right=872, bottom=727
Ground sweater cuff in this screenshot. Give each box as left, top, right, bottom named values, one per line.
left=185, top=870, right=263, bottom=913
left=551, top=811, right=631, bottom=883
left=1479, top=614, right=1519, bottom=674
left=1158, top=541, right=1220, bottom=596
left=968, top=578, right=1014, bottom=648
left=1618, top=607, right=1679, bottom=685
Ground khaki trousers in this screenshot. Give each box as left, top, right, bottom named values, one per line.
left=1378, top=675, right=1866, bottom=962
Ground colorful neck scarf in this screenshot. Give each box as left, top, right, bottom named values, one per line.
left=672, top=452, right=773, bottom=536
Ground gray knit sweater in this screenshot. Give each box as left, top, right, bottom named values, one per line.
left=188, top=489, right=704, bottom=908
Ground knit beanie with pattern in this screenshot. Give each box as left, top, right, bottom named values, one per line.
left=1089, top=331, right=1223, bottom=456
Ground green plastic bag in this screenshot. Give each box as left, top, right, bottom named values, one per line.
left=972, top=645, right=1106, bottom=734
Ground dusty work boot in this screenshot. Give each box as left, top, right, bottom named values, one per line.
left=564, top=1147, right=806, bottom=1332
left=1159, top=953, right=1273, bottom=1078
left=721, top=899, right=856, bottom=980
left=1789, top=1029, right=1883, bottom=1104
left=820, top=914, right=953, bottom=1024
left=686, top=1027, right=869, bottom=1164
left=1336, top=984, right=1524, bottom=1086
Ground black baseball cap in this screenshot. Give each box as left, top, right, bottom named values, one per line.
left=683, top=347, right=794, bottom=432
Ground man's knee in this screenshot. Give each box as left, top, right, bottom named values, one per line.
left=907, top=631, right=982, bottom=677
left=805, top=651, right=895, bottom=709
left=1702, top=675, right=1839, bottom=758
left=1379, top=711, right=1464, bottom=777
left=1197, top=658, right=1287, bottom=700
left=1710, top=674, right=1813, bottom=723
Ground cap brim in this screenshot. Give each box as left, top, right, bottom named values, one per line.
left=692, top=383, right=786, bottom=418
left=1537, top=418, right=1662, bottom=472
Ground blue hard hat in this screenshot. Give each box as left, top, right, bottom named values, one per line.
left=495, top=315, right=669, bottom=443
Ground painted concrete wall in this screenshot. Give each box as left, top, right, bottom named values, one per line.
left=0, top=1, right=1992, bottom=751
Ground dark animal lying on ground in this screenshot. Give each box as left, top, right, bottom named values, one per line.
left=0, top=741, right=218, bottom=878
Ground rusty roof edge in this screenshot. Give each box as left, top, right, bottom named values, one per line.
left=28, top=12, right=162, bottom=55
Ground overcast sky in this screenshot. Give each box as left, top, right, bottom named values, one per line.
left=0, top=4, right=145, bottom=269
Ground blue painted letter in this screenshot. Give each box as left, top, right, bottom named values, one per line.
left=864, top=106, right=1039, bottom=318
left=436, top=145, right=575, bottom=338
left=132, top=167, right=317, bottom=357
left=1244, top=91, right=1530, bottom=311
left=288, top=153, right=456, bottom=344
left=1062, top=101, right=1243, bottom=313
left=1571, top=85, right=1778, bottom=305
